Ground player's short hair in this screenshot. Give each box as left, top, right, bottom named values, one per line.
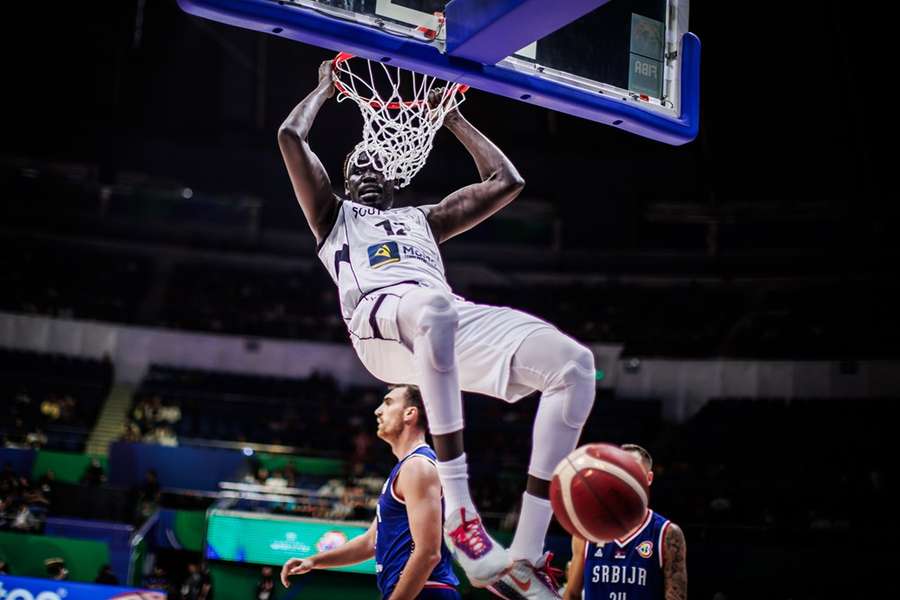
left=621, top=443, right=653, bottom=471
left=390, top=384, right=428, bottom=432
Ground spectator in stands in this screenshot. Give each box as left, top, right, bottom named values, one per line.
left=139, top=469, right=161, bottom=500
left=1, top=463, right=15, bottom=483
left=179, top=562, right=213, bottom=600
left=9, top=478, right=47, bottom=532
left=264, top=469, right=288, bottom=489
left=0, top=560, right=9, bottom=574
left=40, top=394, right=63, bottom=421
left=283, top=461, right=299, bottom=488
left=5, top=418, right=28, bottom=447
left=95, top=564, right=119, bottom=585
left=37, top=469, right=56, bottom=497
left=121, top=420, right=142, bottom=442
left=255, top=566, right=275, bottom=600
left=135, top=469, right=161, bottom=523
left=45, top=557, right=68, bottom=581
left=25, top=427, right=47, bottom=449
left=145, top=565, right=171, bottom=592
left=81, top=458, right=107, bottom=486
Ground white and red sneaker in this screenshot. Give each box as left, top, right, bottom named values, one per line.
left=487, top=552, right=563, bottom=600
left=443, top=507, right=511, bottom=587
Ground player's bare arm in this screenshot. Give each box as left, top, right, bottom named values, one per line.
left=280, top=518, right=376, bottom=588
left=563, top=536, right=586, bottom=600
left=387, top=457, right=444, bottom=600
left=423, top=103, right=525, bottom=243
left=663, top=523, right=687, bottom=600
left=278, top=60, right=339, bottom=244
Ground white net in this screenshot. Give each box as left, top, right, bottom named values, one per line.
left=332, top=53, right=467, bottom=188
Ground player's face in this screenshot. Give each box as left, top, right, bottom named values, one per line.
left=345, top=152, right=396, bottom=210
left=374, top=388, right=410, bottom=440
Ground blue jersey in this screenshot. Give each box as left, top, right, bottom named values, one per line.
left=583, top=510, right=670, bottom=600
left=375, top=444, right=459, bottom=599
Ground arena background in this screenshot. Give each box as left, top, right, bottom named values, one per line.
left=1, top=2, right=896, bottom=599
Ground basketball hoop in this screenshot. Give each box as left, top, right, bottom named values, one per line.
left=332, top=52, right=468, bottom=188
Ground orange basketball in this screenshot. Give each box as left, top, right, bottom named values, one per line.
left=550, top=443, right=649, bottom=543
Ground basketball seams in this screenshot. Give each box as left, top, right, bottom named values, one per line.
left=574, top=454, right=649, bottom=508
left=558, top=458, right=596, bottom=541
left=552, top=444, right=651, bottom=544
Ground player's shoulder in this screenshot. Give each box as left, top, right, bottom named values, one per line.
left=650, top=509, right=671, bottom=525
left=662, top=521, right=684, bottom=540
left=316, top=196, right=346, bottom=251
left=398, top=452, right=439, bottom=482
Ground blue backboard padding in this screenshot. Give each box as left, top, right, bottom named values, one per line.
left=176, top=0, right=699, bottom=144
left=446, top=0, right=612, bottom=65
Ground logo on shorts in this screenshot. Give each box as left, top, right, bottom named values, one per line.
left=368, top=241, right=400, bottom=268
left=636, top=541, right=653, bottom=558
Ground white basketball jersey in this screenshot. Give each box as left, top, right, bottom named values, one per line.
left=317, top=200, right=452, bottom=321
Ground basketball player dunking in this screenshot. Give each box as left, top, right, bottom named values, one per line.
left=281, top=385, right=460, bottom=600
left=564, top=445, right=687, bottom=600
left=278, top=61, right=598, bottom=600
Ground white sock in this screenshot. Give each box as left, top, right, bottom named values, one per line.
left=509, top=492, right=553, bottom=563
left=436, top=453, right=477, bottom=516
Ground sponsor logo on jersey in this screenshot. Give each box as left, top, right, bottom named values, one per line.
left=399, top=243, right=439, bottom=270
left=636, top=541, right=653, bottom=558
left=614, top=549, right=628, bottom=559
left=368, top=241, right=401, bottom=268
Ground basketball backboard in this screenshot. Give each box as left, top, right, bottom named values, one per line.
left=177, top=0, right=699, bottom=144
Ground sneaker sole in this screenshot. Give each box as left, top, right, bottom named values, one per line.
left=467, top=562, right=513, bottom=588
left=485, top=580, right=524, bottom=600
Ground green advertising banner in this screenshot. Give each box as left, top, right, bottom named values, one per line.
left=255, top=453, right=346, bottom=476
left=31, top=451, right=108, bottom=484
left=205, top=510, right=376, bottom=575
left=0, top=532, right=109, bottom=581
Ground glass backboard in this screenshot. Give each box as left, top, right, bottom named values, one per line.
left=177, top=0, right=700, bottom=144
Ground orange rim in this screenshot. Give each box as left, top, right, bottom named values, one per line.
left=332, top=52, right=468, bottom=110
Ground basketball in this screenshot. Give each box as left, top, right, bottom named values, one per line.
left=550, top=443, right=650, bottom=543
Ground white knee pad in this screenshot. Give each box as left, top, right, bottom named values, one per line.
left=414, top=292, right=459, bottom=373
left=551, top=350, right=596, bottom=429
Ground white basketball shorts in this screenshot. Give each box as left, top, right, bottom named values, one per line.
left=348, top=283, right=554, bottom=402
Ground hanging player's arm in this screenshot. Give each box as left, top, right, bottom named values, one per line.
left=277, top=60, right=340, bottom=246
left=563, top=536, right=587, bottom=600
left=387, top=457, right=445, bottom=600
left=663, top=523, right=688, bottom=600
left=422, top=99, right=525, bottom=243
left=279, top=518, right=376, bottom=588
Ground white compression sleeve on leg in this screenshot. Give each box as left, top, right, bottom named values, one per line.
left=397, top=288, right=464, bottom=436
left=527, top=355, right=596, bottom=480
left=507, top=329, right=597, bottom=480
left=505, top=330, right=597, bottom=563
